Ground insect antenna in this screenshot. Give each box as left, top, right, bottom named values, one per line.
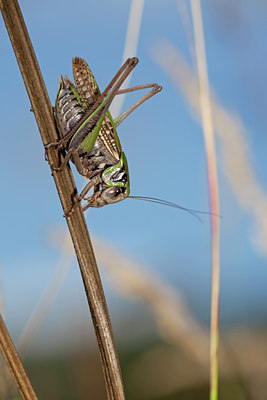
left=128, top=195, right=218, bottom=222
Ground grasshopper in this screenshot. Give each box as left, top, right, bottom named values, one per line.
left=47, top=57, right=211, bottom=220
left=47, top=57, right=162, bottom=213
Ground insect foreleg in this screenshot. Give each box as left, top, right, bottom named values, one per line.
left=78, top=175, right=102, bottom=202
left=63, top=174, right=102, bottom=217
left=82, top=197, right=99, bottom=212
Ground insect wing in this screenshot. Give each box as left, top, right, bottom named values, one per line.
left=72, top=57, right=121, bottom=161
left=72, top=57, right=101, bottom=109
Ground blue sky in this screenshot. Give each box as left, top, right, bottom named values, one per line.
left=1, top=0, right=267, bottom=348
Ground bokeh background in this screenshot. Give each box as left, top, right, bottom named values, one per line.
left=1, top=0, right=267, bottom=399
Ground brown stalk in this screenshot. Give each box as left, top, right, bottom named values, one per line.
left=0, top=1, right=125, bottom=399
left=0, top=314, right=38, bottom=400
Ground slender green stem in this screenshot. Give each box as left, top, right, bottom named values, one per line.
left=0, top=1, right=125, bottom=399
left=190, top=2, right=220, bottom=400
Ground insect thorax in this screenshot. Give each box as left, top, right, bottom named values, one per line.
left=76, top=139, right=118, bottom=179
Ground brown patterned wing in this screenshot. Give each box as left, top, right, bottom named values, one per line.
left=72, top=57, right=101, bottom=109
left=72, top=57, right=121, bottom=161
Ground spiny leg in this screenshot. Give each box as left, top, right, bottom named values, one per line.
left=82, top=186, right=106, bottom=211
left=75, top=57, right=139, bottom=130
left=98, top=57, right=139, bottom=104
left=116, top=83, right=161, bottom=95
left=58, top=57, right=139, bottom=147
left=64, top=174, right=102, bottom=217
left=82, top=197, right=99, bottom=212
left=45, top=57, right=139, bottom=151
left=49, top=147, right=89, bottom=176
left=113, top=83, right=162, bottom=127
left=68, top=59, right=143, bottom=155
left=78, top=175, right=102, bottom=202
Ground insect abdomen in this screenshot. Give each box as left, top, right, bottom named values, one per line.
left=55, top=77, right=84, bottom=138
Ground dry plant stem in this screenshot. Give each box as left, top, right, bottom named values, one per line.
left=0, top=314, right=38, bottom=400
left=0, top=1, right=125, bottom=399
left=190, top=2, right=220, bottom=400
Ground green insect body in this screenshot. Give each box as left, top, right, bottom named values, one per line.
left=55, top=58, right=130, bottom=208
left=51, top=56, right=162, bottom=212
left=49, top=59, right=211, bottom=219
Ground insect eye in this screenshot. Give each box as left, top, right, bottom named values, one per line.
left=115, top=188, right=122, bottom=196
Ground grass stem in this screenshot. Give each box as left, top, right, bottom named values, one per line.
left=190, top=2, right=220, bottom=399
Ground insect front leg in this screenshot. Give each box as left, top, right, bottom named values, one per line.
left=82, top=187, right=108, bottom=211
left=63, top=174, right=102, bottom=217
left=78, top=175, right=102, bottom=202
left=82, top=191, right=102, bottom=211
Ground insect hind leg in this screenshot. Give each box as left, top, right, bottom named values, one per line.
left=114, top=83, right=162, bottom=127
